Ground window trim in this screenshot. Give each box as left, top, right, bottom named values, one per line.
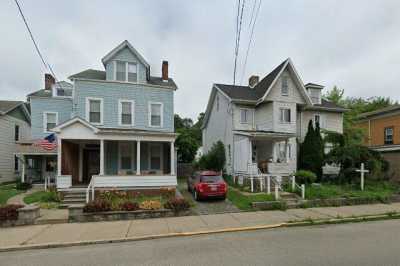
left=279, top=108, right=291, bottom=123
left=384, top=127, right=394, bottom=145
left=118, top=99, right=135, bottom=126
left=43, top=111, right=59, bottom=133
left=113, top=60, right=139, bottom=83
left=85, top=97, right=104, bottom=125
left=148, top=102, right=163, bottom=128
left=281, top=76, right=289, bottom=96
left=239, top=108, right=253, bottom=124
left=14, top=124, right=20, bottom=142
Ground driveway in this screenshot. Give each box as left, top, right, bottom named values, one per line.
left=177, top=179, right=239, bottom=215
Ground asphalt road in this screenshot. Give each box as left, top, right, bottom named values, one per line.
left=1, top=219, right=400, bottom=266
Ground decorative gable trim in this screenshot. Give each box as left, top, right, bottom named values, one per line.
left=257, top=58, right=313, bottom=106
left=51, top=116, right=99, bottom=133
left=101, top=40, right=150, bottom=69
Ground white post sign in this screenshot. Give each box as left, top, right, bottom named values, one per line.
left=356, top=163, right=369, bottom=191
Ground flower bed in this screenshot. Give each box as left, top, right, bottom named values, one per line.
left=0, top=204, right=40, bottom=227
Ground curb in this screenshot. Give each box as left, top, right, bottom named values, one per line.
left=1, top=213, right=400, bottom=253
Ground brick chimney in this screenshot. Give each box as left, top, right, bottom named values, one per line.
left=162, top=61, right=168, bottom=82
left=248, top=75, right=259, bottom=88
left=45, top=73, right=55, bottom=91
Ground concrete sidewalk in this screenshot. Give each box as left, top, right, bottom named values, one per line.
left=2, top=203, right=400, bottom=251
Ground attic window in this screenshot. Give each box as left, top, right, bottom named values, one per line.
left=115, top=61, right=138, bottom=83
left=281, top=76, right=289, bottom=96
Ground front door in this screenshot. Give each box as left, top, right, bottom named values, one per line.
left=83, top=149, right=100, bottom=184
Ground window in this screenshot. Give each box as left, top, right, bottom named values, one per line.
left=128, top=63, right=138, bottom=82
left=280, top=108, right=291, bottom=123
left=384, top=127, right=394, bottom=145
left=149, top=102, right=162, bottom=127
left=150, top=144, right=161, bottom=170
left=14, top=125, right=19, bottom=141
left=115, top=61, right=138, bottom=82
left=86, top=98, right=103, bottom=124
left=43, top=112, right=58, bottom=133
left=310, top=89, right=321, bottom=104
left=116, top=61, right=126, bottom=81
left=45, top=157, right=56, bottom=172
left=119, top=143, right=133, bottom=170
left=240, top=109, right=253, bottom=124
left=281, top=76, right=289, bottom=96
left=119, top=100, right=134, bottom=126
left=14, top=156, right=18, bottom=171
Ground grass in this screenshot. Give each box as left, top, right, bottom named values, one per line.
left=304, top=181, right=398, bottom=201
left=227, top=187, right=275, bottom=210
left=0, top=183, right=24, bottom=205
left=176, top=178, right=196, bottom=207
left=24, top=190, right=60, bottom=205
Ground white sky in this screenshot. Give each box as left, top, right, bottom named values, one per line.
left=1, top=0, right=400, bottom=120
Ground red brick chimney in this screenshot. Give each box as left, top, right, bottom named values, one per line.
left=162, top=61, right=168, bottom=82
left=45, top=73, right=55, bottom=91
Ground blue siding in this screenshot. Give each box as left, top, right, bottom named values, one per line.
left=75, top=80, right=174, bottom=132
left=105, top=47, right=147, bottom=83
left=30, top=97, right=73, bottom=139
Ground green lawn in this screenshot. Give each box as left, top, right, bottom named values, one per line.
left=0, top=183, right=24, bottom=205
left=227, top=187, right=275, bottom=210
left=304, top=182, right=398, bottom=201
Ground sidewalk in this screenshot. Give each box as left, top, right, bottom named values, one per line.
left=1, top=203, right=400, bottom=251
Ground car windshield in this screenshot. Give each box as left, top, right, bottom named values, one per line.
left=200, top=175, right=223, bottom=183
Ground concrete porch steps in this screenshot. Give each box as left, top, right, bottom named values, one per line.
left=59, top=190, right=87, bottom=209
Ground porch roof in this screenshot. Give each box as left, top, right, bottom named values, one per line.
left=233, top=130, right=295, bottom=139
left=16, top=140, right=57, bottom=155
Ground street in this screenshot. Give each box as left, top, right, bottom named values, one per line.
left=1, top=219, right=400, bottom=266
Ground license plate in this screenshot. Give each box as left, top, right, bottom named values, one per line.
left=210, top=186, right=217, bottom=191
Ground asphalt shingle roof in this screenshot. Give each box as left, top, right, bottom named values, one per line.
left=0, top=100, right=24, bottom=114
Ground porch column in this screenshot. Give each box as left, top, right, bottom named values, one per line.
left=272, top=142, right=277, bottom=162
left=170, top=141, right=175, bottom=175
left=136, top=140, right=141, bottom=175
left=21, top=155, right=25, bottom=183
left=57, top=138, right=62, bottom=176
left=285, top=140, right=289, bottom=163
left=100, top=139, right=104, bottom=175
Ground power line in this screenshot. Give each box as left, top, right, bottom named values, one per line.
left=233, top=0, right=245, bottom=85
left=14, top=0, right=59, bottom=83
left=248, top=0, right=257, bottom=29
left=233, top=0, right=241, bottom=84
left=240, top=0, right=262, bottom=85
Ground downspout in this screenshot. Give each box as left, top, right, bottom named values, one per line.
left=368, top=119, right=371, bottom=146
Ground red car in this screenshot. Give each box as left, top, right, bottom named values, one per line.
left=187, top=171, right=227, bottom=200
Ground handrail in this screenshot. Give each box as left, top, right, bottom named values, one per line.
left=291, top=176, right=305, bottom=199
left=86, top=177, right=95, bottom=203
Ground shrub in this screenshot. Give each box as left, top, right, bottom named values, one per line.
left=83, top=199, right=111, bottom=213
left=139, top=200, right=162, bottom=210
left=294, top=170, right=317, bottom=184
left=16, top=182, right=32, bottom=191
left=119, top=201, right=139, bottom=211
left=197, top=141, right=226, bottom=171
left=164, top=198, right=190, bottom=211
left=41, top=190, right=62, bottom=203
left=0, top=204, right=24, bottom=221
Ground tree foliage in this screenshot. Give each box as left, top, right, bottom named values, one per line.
left=197, top=141, right=226, bottom=171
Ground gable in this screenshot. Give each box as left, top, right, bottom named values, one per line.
left=7, top=105, right=30, bottom=124
left=57, top=121, right=97, bottom=139
left=265, top=69, right=306, bottom=104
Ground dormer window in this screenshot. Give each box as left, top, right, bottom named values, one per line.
left=115, top=61, right=138, bottom=83
left=281, top=76, right=289, bottom=96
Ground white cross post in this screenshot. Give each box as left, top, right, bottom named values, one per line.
left=356, top=163, right=369, bottom=191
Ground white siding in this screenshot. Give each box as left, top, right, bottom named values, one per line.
left=299, top=111, right=343, bottom=142
left=0, top=114, right=31, bottom=182
left=273, top=102, right=297, bottom=133
left=232, top=105, right=255, bottom=131
left=255, top=102, right=273, bottom=131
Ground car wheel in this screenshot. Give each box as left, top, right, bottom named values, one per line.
left=194, top=190, right=199, bottom=201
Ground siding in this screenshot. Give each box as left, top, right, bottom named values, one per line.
left=0, top=114, right=30, bottom=181
left=356, top=114, right=400, bottom=146
left=233, top=104, right=255, bottom=131
left=74, top=80, right=174, bottom=132
left=255, top=102, right=273, bottom=131
left=299, top=111, right=343, bottom=142
left=30, top=97, right=73, bottom=139
left=105, top=47, right=147, bottom=83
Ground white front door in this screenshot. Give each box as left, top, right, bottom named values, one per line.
left=234, top=137, right=251, bottom=173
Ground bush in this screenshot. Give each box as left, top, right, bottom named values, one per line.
left=139, top=200, right=162, bottom=210
left=119, top=201, right=139, bottom=211
left=197, top=141, right=226, bottom=171
left=0, top=204, right=24, bottom=221
left=164, top=198, right=190, bottom=211
left=16, top=182, right=32, bottom=191
left=294, top=170, right=317, bottom=184
left=83, top=199, right=111, bottom=213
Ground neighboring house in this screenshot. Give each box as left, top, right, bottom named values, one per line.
left=18, top=40, right=178, bottom=194
left=202, top=58, right=346, bottom=177
left=355, top=105, right=400, bottom=181
left=0, top=101, right=30, bottom=182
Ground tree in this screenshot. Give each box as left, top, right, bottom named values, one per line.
left=175, top=130, right=199, bottom=163
left=324, top=85, right=344, bottom=106
left=299, top=120, right=324, bottom=180
left=198, top=141, right=226, bottom=171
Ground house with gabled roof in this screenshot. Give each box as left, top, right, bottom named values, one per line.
left=0, top=101, right=31, bottom=182
left=16, top=40, right=178, bottom=201
left=202, top=58, right=346, bottom=178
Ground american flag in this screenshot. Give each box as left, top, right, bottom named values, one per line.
left=33, top=134, right=57, bottom=151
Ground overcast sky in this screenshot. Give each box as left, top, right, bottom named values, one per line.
left=1, top=0, right=400, bottom=120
